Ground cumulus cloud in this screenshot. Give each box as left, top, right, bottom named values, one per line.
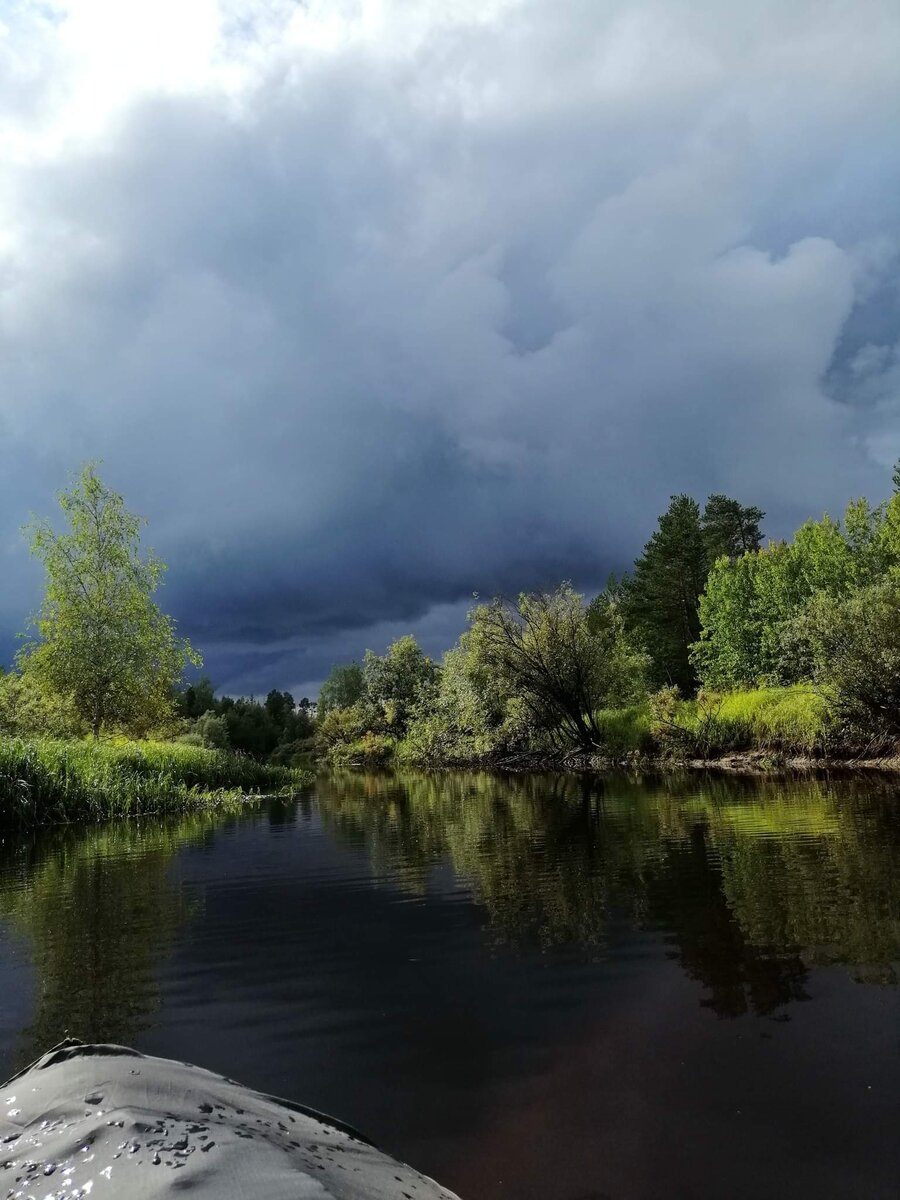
left=1, top=0, right=899, bottom=693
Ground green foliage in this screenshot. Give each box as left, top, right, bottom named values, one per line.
left=318, top=662, right=364, bottom=716
left=702, top=494, right=765, bottom=560
left=362, top=635, right=438, bottom=734
left=216, top=696, right=281, bottom=756
left=323, top=594, right=647, bottom=763
left=625, top=495, right=708, bottom=693
left=190, top=710, right=230, bottom=749
left=593, top=704, right=655, bottom=757
left=0, top=737, right=312, bottom=825
left=620, top=492, right=764, bottom=693
left=401, top=632, right=534, bottom=763
left=468, top=584, right=648, bottom=752
left=179, top=677, right=216, bottom=719
left=693, top=541, right=801, bottom=688
left=268, top=738, right=317, bottom=769
left=713, top=687, right=829, bottom=751
left=0, top=669, right=84, bottom=739
left=648, top=686, right=830, bottom=759
left=21, top=464, right=200, bottom=737
left=177, top=682, right=313, bottom=758
left=329, top=732, right=396, bottom=768
left=316, top=703, right=369, bottom=756
left=694, top=498, right=900, bottom=692
left=787, top=582, right=900, bottom=743
left=317, top=637, right=437, bottom=764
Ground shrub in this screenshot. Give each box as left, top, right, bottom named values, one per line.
left=788, top=582, right=900, bottom=746
left=191, top=710, right=230, bottom=749
left=328, top=732, right=395, bottom=768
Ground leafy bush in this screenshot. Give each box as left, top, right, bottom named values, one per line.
left=787, top=582, right=900, bottom=746
left=189, top=710, right=230, bottom=749
left=401, top=636, right=535, bottom=763
left=268, top=737, right=317, bottom=769
left=328, top=732, right=395, bottom=768
left=0, top=670, right=85, bottom=740
left=467, top=584, right=648, bottom=752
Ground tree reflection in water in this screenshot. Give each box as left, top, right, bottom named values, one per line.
left=316, top=770, right=900, bottom=1016
left=0, top=770, right=897, bottom=1079
left=0, top=810, right=238, bottom=1067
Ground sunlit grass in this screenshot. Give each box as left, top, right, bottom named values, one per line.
left=0, top=737, right=313, bottom=825
left=594, top=704, right=655, bottom=756
left=594, top=686, right=832, bottom=759
left=672, top=687, right=831, bottom=755
left=709, top=687, right=830, bottom=752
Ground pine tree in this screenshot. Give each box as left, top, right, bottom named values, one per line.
left=625, top=495, right=708, bottom=693
left=702, top=494, right=765, bottom=561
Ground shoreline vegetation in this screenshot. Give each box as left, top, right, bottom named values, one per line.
left=7, top=463, right=900, bottom=823
left=316, top=475, right=900, bottom=775
left=0, top=738, right=313, bottom=826
left=0, top=467, right=315, bottom=824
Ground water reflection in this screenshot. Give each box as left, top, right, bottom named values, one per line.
left=316, top=771, right=900, bottom=1015
left=0, top=774, right=897, bottom=1199
left=0, top=811, right=235, bottom=1066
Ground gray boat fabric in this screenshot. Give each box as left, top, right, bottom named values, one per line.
left=0, top=1041, right=461, bottom=1199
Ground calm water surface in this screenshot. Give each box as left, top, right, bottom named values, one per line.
left=0, top=770, right=898, bottom=1199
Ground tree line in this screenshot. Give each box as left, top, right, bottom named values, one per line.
left=177, top=680, right=314, bottom=761
left=6, top=461, right=900, bottom=763
left=318, top=475, right=900, bottom=761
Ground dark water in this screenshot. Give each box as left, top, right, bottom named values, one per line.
left=1, top=772, right=898, bottom=1199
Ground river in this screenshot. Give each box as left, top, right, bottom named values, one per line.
left=0, top=770, right=897, bottom=1198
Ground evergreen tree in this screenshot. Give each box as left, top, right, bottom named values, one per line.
left=625, top=495, right=708, bottom=693
left=701, top=494, right=765, bottom=561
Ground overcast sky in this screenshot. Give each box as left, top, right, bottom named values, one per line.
left=2, top=0, right=899, bottom=696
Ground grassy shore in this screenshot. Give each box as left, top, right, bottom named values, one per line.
left=0, top=738, right=313, bottom=825
left=328, top=685, right=844, bottom=770
left=595, top=686, right=832, bottom=760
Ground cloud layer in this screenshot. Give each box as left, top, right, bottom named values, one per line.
left=2, top=0, right=900, bottom=693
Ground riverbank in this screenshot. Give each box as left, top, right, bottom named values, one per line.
left=419, top=747, right=900, bottom=775
left=0, top=738, right=313, bottom=825
left=323, top=685, right=900, bottom=774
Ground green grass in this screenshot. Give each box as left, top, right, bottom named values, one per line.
left=0, top=737, right=314, bottom=825
left=705, top=686, right=830, bottom=753
left=594, top=686, right=832, bottom=760
left=595, top=704, right=656, bottom=756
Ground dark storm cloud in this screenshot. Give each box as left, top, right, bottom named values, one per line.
left=2, top=0, right=900, bottom=694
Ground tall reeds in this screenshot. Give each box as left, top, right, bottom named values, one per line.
left=0, top=738, right=312, bottom=825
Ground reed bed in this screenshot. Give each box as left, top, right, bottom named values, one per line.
left=0, top=738, right=313, bottom=825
